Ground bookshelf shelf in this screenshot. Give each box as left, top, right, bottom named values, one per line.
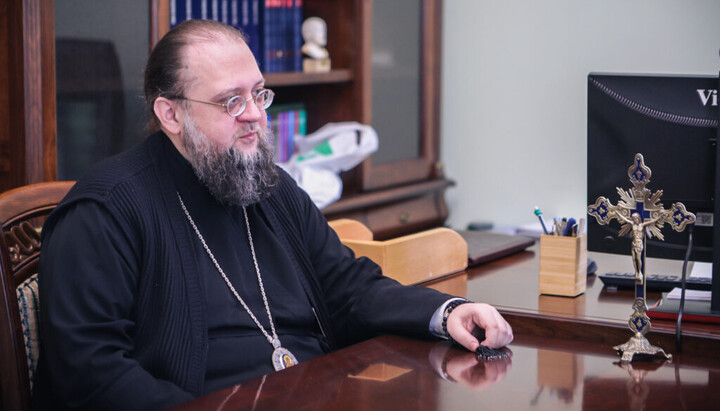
left=265, top=69, right=353, bottom=87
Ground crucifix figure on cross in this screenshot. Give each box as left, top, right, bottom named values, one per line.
left=617, top=212, right=663, bottom=283
left=587, top=153, right=696, bottom=362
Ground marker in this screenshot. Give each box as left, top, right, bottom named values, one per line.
left=562, top=217, right=576, bottom=236
left=534, top=207, right=550, bottom=235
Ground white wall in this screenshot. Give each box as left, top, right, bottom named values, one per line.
left=441, top=0, right=720, bottom=231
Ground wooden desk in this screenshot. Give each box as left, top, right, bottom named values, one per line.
left=173, top=246, right=720, bottom=410
left=428, top=246, right=720, bottom=354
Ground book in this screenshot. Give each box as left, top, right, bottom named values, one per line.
left=221, top=0, right=229, bottom=24
left=170, top=0, right=303, bottom=72
left=230, top=0, right=239, bottom=28
left=211, top=0, right=219, bottom=21
left=292, top=0, right=303, bottom=71
left=267, top=103, right=306, bottom=162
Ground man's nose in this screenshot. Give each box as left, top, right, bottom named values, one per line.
left=237, top=97, right=263, bottom=122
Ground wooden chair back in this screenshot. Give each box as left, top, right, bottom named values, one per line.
left=0, top=181, right=74, bottom=411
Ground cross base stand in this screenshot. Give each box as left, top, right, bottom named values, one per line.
left=614, top=333, right=672, bottom=362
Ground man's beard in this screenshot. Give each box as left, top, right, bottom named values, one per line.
left=182, top=114, right=278, bottom=206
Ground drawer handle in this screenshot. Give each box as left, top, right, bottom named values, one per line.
left=399, top=212, right=410, bottom=223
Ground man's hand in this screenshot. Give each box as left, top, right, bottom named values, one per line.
left=446, top=303, right=513, bottom=350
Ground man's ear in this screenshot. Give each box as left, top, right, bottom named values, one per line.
left=153, top=97, right=183, bottom=135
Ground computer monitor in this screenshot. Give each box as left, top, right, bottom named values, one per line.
left=586, top=72, right=719, bottom=315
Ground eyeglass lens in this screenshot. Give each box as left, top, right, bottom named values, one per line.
left=227, top=89, right=274, bottom=116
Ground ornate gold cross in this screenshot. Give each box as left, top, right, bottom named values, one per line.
left=587, top=153, right=695, bottom=361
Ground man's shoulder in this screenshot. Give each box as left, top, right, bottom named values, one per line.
left=268, top=166, right=308, bottom=204
left=65, top=133, right=163, bottom=204
left=274, top=165, right=297, bottom=188
left=43, top=134, right=169, bottom=237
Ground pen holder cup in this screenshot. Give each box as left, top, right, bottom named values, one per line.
left=539, top=234, right=587, bottom=297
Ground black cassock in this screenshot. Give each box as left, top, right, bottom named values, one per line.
left=35, top=132, right=453, bottom=410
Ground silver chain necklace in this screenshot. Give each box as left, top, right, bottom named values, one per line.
left=177, top=193, right=298, bottom=371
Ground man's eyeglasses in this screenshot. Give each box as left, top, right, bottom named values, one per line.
left=175, top=88, right=274, bottom=117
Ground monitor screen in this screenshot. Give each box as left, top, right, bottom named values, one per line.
left=587, top=73, right=717, bottom=264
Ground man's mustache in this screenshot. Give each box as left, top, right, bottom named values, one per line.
left=231, top=123, right=264, bottom=142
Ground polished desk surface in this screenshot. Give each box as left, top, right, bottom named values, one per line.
left=433, top=246, right=720, bottom=353
left=174, top=245, right=720, bottom=410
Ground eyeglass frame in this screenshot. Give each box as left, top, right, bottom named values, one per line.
left=171, top=88, right=275, bottom=117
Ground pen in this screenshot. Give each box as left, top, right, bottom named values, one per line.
left=557, top=217, right=567, bottom=236
left=562, top=218, right=576, bottom=236
left=534, top=207, right=550, bottom=235
left=577, top=218, right=585, bottom=236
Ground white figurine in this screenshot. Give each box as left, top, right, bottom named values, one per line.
left=301, top=17, right=331, bottom=72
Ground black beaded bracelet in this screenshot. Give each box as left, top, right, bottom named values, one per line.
left=441, top=299, right=471, bottom=344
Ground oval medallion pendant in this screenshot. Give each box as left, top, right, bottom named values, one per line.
left=272, top=346, right=298, bottom=371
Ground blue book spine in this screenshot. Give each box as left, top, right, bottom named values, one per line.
left=293, top=0, right=302, bottom=71
left=241, top=0, right=250, bottom=31
left=185, top=0, right=193, bottom=19
left=283, top=0, right=290, bottom=72
left=253, top=0, right=264, bottom=71
left=261, top=0, right=272, bottom=72
left=279, top=0, right=287, bottom=72
left=277, top=0, right=285, bottom=72
left=287, top=108, right=295, bottom=160
left=221, top=0, right=229, bottom=23
left=211, top=0, right=219, bottom=20
left=273, top=0, right=280, bottom=72
left=278, top=110, right=285, bottom=162
left=170, top=0, right=179, bottom=28
left=230, top=0, right=239, bottom=28
left=284, top=0, right=292, bottom=72
left=270, top=0, right=277, bottom=73
left=192, top=0, right=203, bottom=20
left=276, top=0, right=284, bottom=73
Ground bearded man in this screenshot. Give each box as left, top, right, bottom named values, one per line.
left=34, top=20, right=512, bottom=410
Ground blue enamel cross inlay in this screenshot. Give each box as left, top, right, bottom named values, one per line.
left=631, top=157, right=648, bottom=183
left=590, top=203, right=608, bottom=219
left=633, top=316, right=647, bottom=332
left=674, top=210, right=692, bottom=225
left=634, top=202, right=651, bottom=221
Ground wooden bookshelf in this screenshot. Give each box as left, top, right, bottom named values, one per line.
left=150, top=0, right=449, bottom=240
left=2, top=0, right=449, bottom=241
